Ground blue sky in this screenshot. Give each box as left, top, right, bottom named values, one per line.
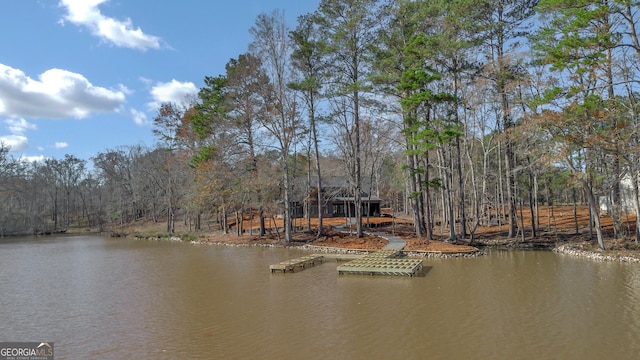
left=0, top=0, right=319, bottom=162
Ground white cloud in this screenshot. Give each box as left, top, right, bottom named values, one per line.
left=6, top=118, right=36, bottom=134
left=59, top=0, right=162, bottom=51
left=118, top=84, right=133, bottom=95
left=2, top=118, right=34, bottom=152
left=19, top=155, right=47, bottom=164
left=147, top=79, right=198, bottom=111
left=139, top=77, right=153, bottom=86
left=54, top=142, right=69, bottom=149
left=0, top=64, right=125, bottom=119
left=130, top=108, right=150, bottom=126
left=0, top=134, right=28, bottom=152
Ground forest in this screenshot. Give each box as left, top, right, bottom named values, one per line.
left=2, top=0, right=640, bottom=251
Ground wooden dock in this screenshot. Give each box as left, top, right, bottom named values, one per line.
left=337, top=250, right=423, bottom=277
left=269, top=255, right=324, bottom=273
left=269, top=250, right=423, bottom=277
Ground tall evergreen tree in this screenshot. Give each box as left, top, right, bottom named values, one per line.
left=290, top=14, right=327, bottom=237
left=532, top=0, right=618, bottom=250
left=479, top=0, right=539, bottom=238
left=314, top=0, right=381, bottom=237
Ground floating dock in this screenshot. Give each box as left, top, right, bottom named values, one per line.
left=337, top=250, right=423, bottom=277
left=269, top=255, right=324, bottom=273
left=270, top=250, right=423, bottom=277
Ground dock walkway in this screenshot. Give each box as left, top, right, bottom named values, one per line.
left=332, top=218, right=407, bottom=251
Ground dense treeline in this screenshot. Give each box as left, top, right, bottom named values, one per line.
left=2, top=0, right=640, bottom=249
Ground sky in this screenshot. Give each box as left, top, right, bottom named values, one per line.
left=0, top=0, right=319, bottom=162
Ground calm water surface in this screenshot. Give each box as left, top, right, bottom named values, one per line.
left=1, top=235, right=639, bottom=359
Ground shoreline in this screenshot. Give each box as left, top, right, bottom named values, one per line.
left=190, top=238, right=486, bottom=258
left=130, top=230, right=640, bottom=263
left=189, top=237, right=640, bottom=262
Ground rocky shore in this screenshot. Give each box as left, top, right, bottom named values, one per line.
left=554, top=243, right=640, bottom=263
left=187, top=238, right=485, bottom=258
left=403, top=250, right=486, bottom=258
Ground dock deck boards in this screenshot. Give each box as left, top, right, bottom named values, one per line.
left=270, top=250, right=423, bottom=277
left=269, top=255, right=324, bottom=273
left=336, top=250, right=422, bottom=277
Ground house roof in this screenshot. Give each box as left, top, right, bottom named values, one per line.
left=334, top=196, right=382, bottom=202
left=289, top=176, right=381, bottom=203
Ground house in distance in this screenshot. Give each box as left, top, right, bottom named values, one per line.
left=289, top=176, right=382, bottom=219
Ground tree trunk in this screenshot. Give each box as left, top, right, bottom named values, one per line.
left=236, top=210, right=241, bottom=237
left=222, top=206, right=229, bottom=235
left=629, top=171, right=640, bottom=243
left=456, top=136, right=467, bottom=238
left=441, top=147, right=456, bottom=241
left=306, top=155, right=312, bottom=232
left=259, top=208, right=266, bottom=236
left=584, top=182, right=605, bottom=251
left=283, top=165, right=293, bottom=243
left=465, top=134, right=481, bottom=242
left=504, top=139, right=518, bottom=238
left=312, top=115, right=324, bottom=238
left=452, top=57, right=466, bottom=238
left=497, top=142, right=504, bottom=228
left=423, top=154, right=433, bottom=240
left=354, top=97, right=363, bottom=238
left=528, top=168, right=536, bottom=238
left=408, top=150, right=425, bottom=237
left=572, top=188, right=579, bottom=235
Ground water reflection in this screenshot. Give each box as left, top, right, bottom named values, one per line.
left=0, top=237, right=638, bottom=359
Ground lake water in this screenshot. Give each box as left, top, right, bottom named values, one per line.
left=1, top=235, right=639, bottom=359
